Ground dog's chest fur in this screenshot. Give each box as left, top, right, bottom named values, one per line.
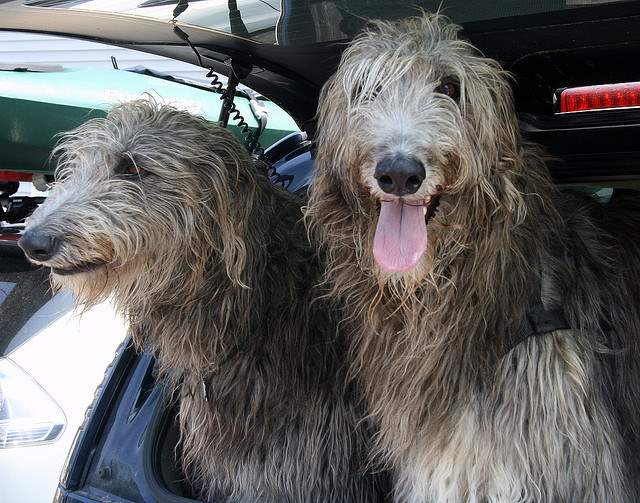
left=306, top=186, right=640, bottom=503
left=362, top=323, right=629, bottom=503
left=134, top=181, right=387, bottom=503
left=176, top=314, right=377, bottom=502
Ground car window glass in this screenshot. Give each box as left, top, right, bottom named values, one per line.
left=23, top=0, right=635, bottom=44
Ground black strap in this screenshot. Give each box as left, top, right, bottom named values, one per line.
left=506, top=303, right=571, bottom=354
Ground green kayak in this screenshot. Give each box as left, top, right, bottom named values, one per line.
left=0, top=67, right=300, bottom=174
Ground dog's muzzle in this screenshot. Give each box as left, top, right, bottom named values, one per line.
left=374, top=155, right=425, bottom=196
left=18, top=228, right=60, bottom=263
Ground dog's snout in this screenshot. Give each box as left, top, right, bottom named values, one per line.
left=18, top=229, right=60, bottom=262
left=374, top=156, right=425, bottom=196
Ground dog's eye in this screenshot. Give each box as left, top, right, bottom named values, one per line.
left=125, top=165, right=147, bottom=176
left=114, top=157, right=149, bottom=178
left=437, top=80, right=459, bottom=101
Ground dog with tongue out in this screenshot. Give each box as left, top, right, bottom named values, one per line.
left=306, top=13, right=640, bottom=503
left=372, top=154, right=437, bottom=273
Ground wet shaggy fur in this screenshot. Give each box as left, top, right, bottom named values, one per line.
left=22, top=100, right=386, bottom=502
left=306, top=14, right=640, bottom=503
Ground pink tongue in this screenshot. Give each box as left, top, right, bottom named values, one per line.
left=373, top=200, right=428, bottom=272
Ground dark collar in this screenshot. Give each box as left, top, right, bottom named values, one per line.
left=505, top=303, right=571, bottom=355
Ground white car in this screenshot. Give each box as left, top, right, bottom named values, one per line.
left=0, top=282, right=127, bottom=503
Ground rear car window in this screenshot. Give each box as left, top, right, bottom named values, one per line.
left=24, top=0, right=634, bottom=44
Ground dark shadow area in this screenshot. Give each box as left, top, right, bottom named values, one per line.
left=0, top=255, right=53, bottom=355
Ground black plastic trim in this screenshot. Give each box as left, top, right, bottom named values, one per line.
left=523, top=109, right=640, bottom=129
left=59, top=339, right=138, bottom=491
left=142, top=391, right=201, bottom=503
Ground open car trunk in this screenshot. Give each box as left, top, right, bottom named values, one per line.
left=2, top=2, right=640, bottom=502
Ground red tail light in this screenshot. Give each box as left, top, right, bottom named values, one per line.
left=559, top=82, right=640, bottom=113
left=0, top=171, right=32, bottom=182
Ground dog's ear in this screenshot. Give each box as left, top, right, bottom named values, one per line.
left=192, top=130, right=256, bottom=289
left=458, top=57, right=520, bottom=174
left=448, top=54, right=520, bottom=204
left=452, top=55, right=530, bottom=222
left=315, top=75, right=367, bottom=213
left=309, top=73, right=367, bottom=254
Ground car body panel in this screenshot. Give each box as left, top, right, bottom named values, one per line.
left=54, top=340, right=201, bottom=503
left=0, top=294, right=127, bottom=503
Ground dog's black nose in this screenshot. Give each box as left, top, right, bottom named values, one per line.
left=18, top=229, right=60, bottom=262
left=374, top=155, right=426, bottom=196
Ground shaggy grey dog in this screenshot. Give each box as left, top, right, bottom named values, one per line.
left=19, top=100, right=386, bottom=502
left=306, top=14, right=640, bottom=503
